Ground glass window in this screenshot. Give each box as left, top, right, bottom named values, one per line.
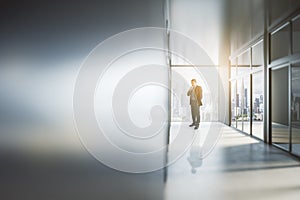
left=236, top=79, right=243, bottom=130
left=270, top=24, right=290, bottom=61
left=243, top=76, right=251, bottom=134
left=271, top=66, right=290, bottom=150
left=231, top=80, right=236, bottom=128
left=237, top=50, right=250, bottom=75
left=252, top=71, right=264, bottom=140
left=231, top=57, right=237, bottom=78
left=171, top=67, right=218, bottom=122
left=291, top=64, right=300, bottom=156
left=292, top=16, right=300, bottom=54
left=252, top=40, right=264, bottom=68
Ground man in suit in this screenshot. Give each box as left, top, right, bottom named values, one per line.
left=187, top=79, right=202, bottom=130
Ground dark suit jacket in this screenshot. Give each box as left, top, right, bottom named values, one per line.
left=187, top=85, right=203, bottom=106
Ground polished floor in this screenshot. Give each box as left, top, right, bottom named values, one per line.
left=1, top=123, right=300, bottom=200
left=165, top=122, right=300, bottom=200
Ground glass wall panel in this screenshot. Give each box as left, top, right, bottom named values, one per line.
left=252, top=71, right=264, bottom=139
left=231, top=80, right=236, bottom=128
left=291, top=64, right=300, bottom=156
left=236, top=79, right=243, bottom=130
left=252, top=40, right=264, bottom=68
left=243, top=76, right=251, bottom=134
left=271, top=66, right=290, bottom=150
left=237, top=50, right=251, bottom=75
left=231, top=58, right=237, bottom=78
left=171, top=67, right=218, bottom=122
left=292, top=16, right=300, bottom=54
left=270, top=24, right=290, bottom=61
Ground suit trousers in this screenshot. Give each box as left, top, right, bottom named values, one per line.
left=190, top=100, right=200, bottom=126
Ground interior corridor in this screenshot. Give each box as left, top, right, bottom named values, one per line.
left=165, top=123, right=300, bottom=200
left=2, top=0, right=300, bottom=199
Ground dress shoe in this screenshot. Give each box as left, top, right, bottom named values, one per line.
left=194, top=126, right=199, bottom=130
left=189, top=123, right=195, bottom=127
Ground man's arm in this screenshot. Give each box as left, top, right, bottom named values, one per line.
left=196, top=86, right=203, bottom=106
left=187, top=87, right=193, bottom=96
left=198, top=86, right=202, bottom=100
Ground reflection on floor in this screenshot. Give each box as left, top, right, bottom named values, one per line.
left=2, top=122, right=300, bottom=200
left=165, top=122, right=300, bottom=200
left=272, top=123, right=290, bottom=144
left=252, top=121, right=264, bottom=139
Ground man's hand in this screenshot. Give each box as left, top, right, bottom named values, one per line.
left=187, top=87, right=193, bottom=96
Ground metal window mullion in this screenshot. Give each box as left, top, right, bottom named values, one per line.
left=289, top=64, right=292, bottom=152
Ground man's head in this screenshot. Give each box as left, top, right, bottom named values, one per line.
left=191, top=79, right=197, bottom=87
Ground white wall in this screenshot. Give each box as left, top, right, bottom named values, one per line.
left=169, top=0, right=224, bottom=65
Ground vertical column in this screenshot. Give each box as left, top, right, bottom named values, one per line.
left=264, top=0, right=270, bottom=143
